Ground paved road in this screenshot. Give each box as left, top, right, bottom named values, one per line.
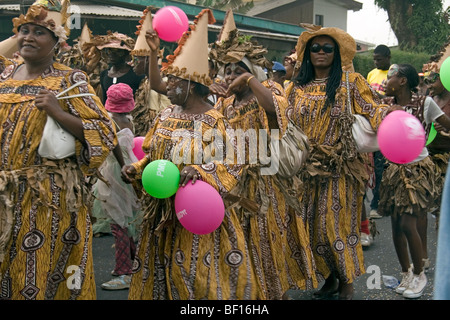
left=92, top=192, right=439, bottom=301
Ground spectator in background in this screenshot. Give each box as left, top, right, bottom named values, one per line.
left=284, top=50, right=298, bottom=87
left=270, top=61, right=287, bottom=86
left=367, top=44, right=391, bottom=98
left=365, top=44, right=392, bottom=221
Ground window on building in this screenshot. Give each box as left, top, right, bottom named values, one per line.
left=315, top=14, right=324, bottom=26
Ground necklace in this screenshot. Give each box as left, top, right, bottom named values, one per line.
left=313, top=77, right=329, bottom=83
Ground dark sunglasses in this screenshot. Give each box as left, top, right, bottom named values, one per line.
left=424, top=73, right=439, bottom=85
left=310, top=43, right=334, bottom=54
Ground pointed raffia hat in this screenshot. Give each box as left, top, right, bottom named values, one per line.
left=132, top=6, right=153, bottom=57
left=422, top=37, right=450, bottom=75
left=217, top=9, right=236, bottom=44
left=161, top=9, right=216, bottom=87
left=78, top=22, right=92, bottom=48
left=12, top=0, right=71, bottom=43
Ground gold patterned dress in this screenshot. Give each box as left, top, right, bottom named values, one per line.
left=0, top=57, right=116, bottom=300
left=215, top=79, right=318, bottom=300
left=127, top=106, right=262, bottom=300
left=285, top=72, right=387, bottom=285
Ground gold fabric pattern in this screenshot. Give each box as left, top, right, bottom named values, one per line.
left=0, top=59, right=116, bottom=299
left=285, top=72, right=387, bottom=284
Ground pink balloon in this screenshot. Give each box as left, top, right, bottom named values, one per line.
left=377, top=110, right=425, bottom=164
left=175, top=180, right=225, bottom=235
left=153, top=6, right=189, bottom=42
left=133, top=136, right=146, bottom=160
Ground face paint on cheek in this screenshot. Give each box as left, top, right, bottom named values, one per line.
left=175, top=87, right=183, bottom=96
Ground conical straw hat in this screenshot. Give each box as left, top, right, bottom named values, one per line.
left=79, top=23, right=92, bottom=48
left=132, top=7, right=153, bottom=57
left=162, top=9, right=216, bottom=86
left=217, top=9, right=236, bottom=44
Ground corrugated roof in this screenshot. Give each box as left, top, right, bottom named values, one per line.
left=70, top=4, right=142, bottom=17
left=0, top=4, right=142, bottom=17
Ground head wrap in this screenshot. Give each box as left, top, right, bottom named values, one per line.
left=12, top=0, right=70, bottom=43
left=105, top=83, right=135, bottom=113
left=96, top=32, right=135, bottom=52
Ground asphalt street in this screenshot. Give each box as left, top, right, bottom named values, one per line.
left=92, top=190, right=439, bottom=301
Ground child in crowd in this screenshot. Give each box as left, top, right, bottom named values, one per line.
left=92, top=83, right=142, bottom=290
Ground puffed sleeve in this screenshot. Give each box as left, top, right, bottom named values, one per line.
left=62, top=69, right=117, bottom=175
left=348, top=72, right=389, bottom=131
left=263, top=79, right=290, bottom=137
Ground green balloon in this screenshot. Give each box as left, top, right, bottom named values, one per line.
left=142, top=160, right=180, bottom=199
left=426, top=123, right=437, bottom=146
left=440, top=57, right=450, bottom=91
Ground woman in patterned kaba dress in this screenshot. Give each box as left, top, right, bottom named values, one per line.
left=285, top=25, right=391, bottom=300
left=121, top=9, right=263, bottom=300
left=0, top=0, right=116, bottom=300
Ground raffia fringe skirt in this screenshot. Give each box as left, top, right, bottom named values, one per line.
left=378, top=156, right=444, bottom=218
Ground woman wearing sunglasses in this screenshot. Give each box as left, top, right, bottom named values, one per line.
left=285, top=26, right=391, bottom=300
left=378, top=63, right=450, bottom=299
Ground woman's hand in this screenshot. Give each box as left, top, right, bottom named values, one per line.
left=121, top=165, right=137, bottom=184
left=179, top=166, right=201, bottom=187
left=35, top=90, right=62, bottom=117
left=145, top=30, right=161, bottom=52
left=227, top=72, right=253, bottom=96
left=209, top=82, right=228, bottom=98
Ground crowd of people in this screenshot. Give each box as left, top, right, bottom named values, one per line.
left=0, top=0, right=449, bottom=301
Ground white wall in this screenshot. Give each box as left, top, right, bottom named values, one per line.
left=314, top=0, right=348, bottom=31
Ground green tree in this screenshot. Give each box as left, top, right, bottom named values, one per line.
left=374, top=0, right=449, bottom=54
left=176, top=0, right=254, bottom=14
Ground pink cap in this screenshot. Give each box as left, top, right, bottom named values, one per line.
left=105, top=83, right=135, bottom=113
